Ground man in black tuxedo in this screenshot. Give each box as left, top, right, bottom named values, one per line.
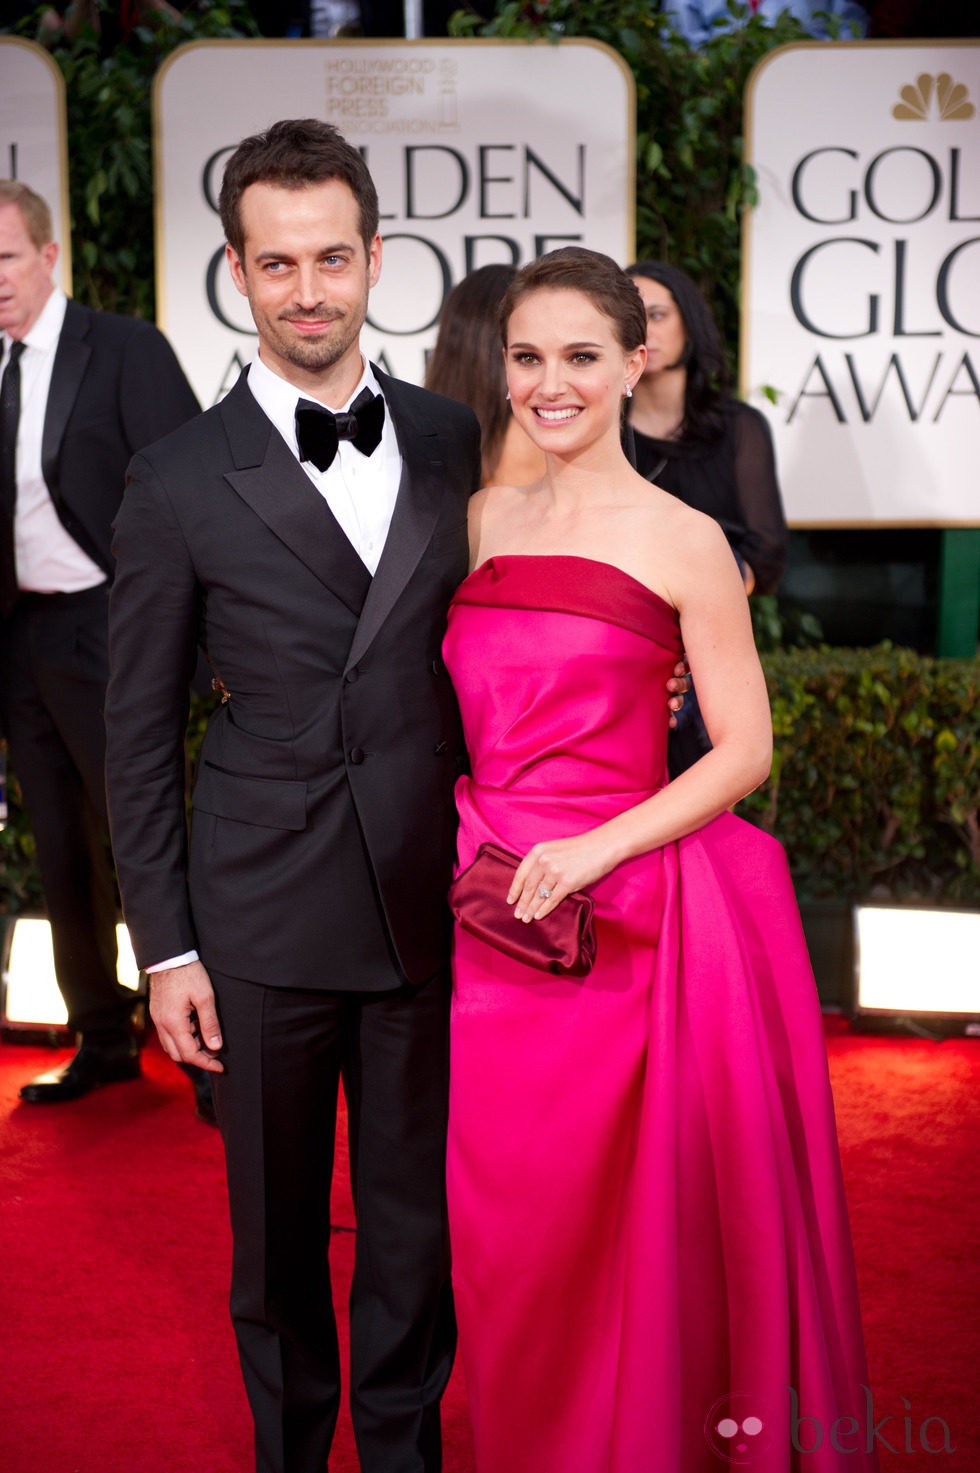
left=0, top=180, right=200, bottom=1102
left=104, top=120, right=480, bottom=1473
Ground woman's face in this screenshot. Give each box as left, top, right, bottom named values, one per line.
left=631, top=275, right=687, bottom=378
left=503, top=287, right=645, bottom=456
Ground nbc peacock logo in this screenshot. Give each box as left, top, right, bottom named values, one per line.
left=893, top=73, right=976, bottom=122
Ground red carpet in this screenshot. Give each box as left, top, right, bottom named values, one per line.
left=0, top=1019, right=976, bottom=1472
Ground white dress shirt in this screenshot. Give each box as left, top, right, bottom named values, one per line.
left=246, top=350, right=402, bottom=575
left=147, top=350, right=402, bottom=976
left=1, top=288, right=107, bottom=593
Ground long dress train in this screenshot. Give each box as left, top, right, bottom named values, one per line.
left=443, top=555, right=876, bottom=1473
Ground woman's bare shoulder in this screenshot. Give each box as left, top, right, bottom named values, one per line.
left=662, top=493, right=729, bottom=553
left=625, top=494, right=739, bottom=607
left=469, top=479, right=540, bottom=524
left=467, top=481, right=541, bottom=566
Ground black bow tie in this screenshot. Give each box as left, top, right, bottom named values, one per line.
left=295, top=388, right=385, bottom=472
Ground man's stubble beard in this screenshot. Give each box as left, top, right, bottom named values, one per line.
left=276, top=316, right=360, bottom=375
left=249, top=276, right=370, bottom=379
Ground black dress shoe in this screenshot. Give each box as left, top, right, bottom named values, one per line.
left=19, top=1038, right=141, bottom=1103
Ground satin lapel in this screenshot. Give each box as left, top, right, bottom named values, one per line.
left=41, top=301, right=92, bottom=497
left=220, top=373, right=371, bottom=616
left=346, top=373, right=445, bottom=671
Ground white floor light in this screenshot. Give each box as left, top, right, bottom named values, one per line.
left=853, top=904, right=980, bottom=1029
left=1, top=918, right=142, bottom=1031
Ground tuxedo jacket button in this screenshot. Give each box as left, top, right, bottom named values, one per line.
left=349, top=747, right=365, bottom=765
left=431, top=659, right=442, bottom=675
left=345, top=667, right=359, bottom=683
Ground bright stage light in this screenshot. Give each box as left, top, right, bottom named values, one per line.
left=853, top=905, right=980, bottom=1027
left=0, top=918, right=142, bottom=1033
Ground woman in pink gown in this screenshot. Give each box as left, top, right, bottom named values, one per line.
left=443, top=249, right=876, bottom=1472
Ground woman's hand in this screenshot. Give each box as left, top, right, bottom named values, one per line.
left=507, top=830, right=621, bottom=922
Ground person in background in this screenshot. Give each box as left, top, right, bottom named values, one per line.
left=426, top=263, right=545, bottom=489
left=659, top=0, right=869, bottom=43
left=246, top=0, right=462, bottom=37
left=0, top=180, right=200, bottom=1105
left=626, top=259, right=787, bottom=598
left=626, top=259, right=788, bottom=772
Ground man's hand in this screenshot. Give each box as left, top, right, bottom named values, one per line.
left=149, top=960, right=225, bottom=1073
left=667, top=657, right=691, bottom=729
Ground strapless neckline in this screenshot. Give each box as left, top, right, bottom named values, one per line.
left=452, top=554, right=680, bottom=653
left=465, top=556, right=675, bottom=616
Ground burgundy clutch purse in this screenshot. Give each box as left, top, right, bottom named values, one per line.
left=449, top=842, right=597, bottom=977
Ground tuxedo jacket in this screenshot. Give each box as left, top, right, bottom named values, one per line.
left=105, top=367, right=481, bottom=992
left=25, top=298, right=200, bottom=579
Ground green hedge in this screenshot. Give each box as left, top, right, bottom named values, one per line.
left=736, top=645, right=980, bottom=904
left=2, top=646, right=977, bottom=918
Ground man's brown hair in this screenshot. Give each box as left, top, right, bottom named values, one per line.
left=218, top=118, right=380, bottom=261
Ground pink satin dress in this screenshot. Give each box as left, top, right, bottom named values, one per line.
left=443, top=556, right=876, bottom=1473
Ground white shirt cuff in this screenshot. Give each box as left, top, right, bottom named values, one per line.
left=145, top=950, right=200, bottom=973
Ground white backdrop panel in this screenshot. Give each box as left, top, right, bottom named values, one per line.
left=155, top=39, right=634, bottom=405
left=743, top=41, right=979, bottom=527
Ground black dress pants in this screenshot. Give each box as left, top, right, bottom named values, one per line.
left=210, top=967, right=455, bottom=1473
left=0, top=586, right=131, bottom=1036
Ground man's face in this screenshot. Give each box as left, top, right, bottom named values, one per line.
left=0, top=203, right=58, bottom=341
left=227, top=178, right=381, bottom=395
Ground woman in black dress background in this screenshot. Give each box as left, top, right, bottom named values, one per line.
left=626, top=261, right=789, bottom=771
left=626, top=259, right=788, bottom=598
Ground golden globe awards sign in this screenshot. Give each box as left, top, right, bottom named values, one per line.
left=154, top=39, right=634, bottom=405
left=743, top=42, right=979, bottom=527
left=0, top=37, right=71, bottom=287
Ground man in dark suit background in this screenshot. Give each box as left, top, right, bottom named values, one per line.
left=104, top=120, right=480, bottom=1473
left=0, top=180, right=200, bottom=1103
